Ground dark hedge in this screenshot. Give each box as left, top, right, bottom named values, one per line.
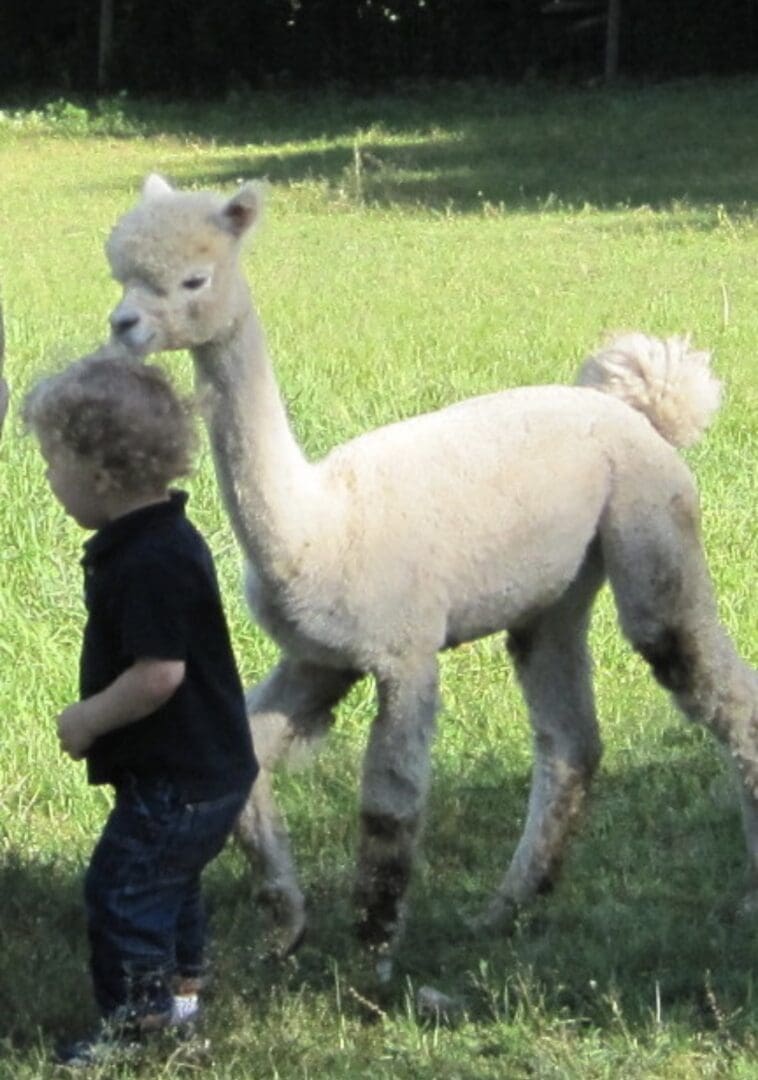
left=1, top=0, right=756, bottom=95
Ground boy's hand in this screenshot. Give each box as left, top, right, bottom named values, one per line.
left=57, top=701, right=96, bottom=760
left=55, top=660, right=186, bottom=761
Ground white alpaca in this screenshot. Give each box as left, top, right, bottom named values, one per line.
left=106, top=176, right=757, bottom=971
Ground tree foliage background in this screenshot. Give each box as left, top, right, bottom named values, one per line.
left=1, top=0, right=757, bottom=95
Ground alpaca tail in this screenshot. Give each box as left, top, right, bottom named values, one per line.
left=576, top=332, right=722, bottom=448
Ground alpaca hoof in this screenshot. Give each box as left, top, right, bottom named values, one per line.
left=257, top=884, right=307, bottom=957
left=354, top=911, right=398, bottom=984
left=355, top=922, right=397, bottom=982
left=737, top=889, right=758, bottom=919
left=467, top=897, right=519, bottom=936
left=375, top=956, right=393, bottom=984
left=416, top=985, right=465, bottom=1023
left=352, top=945, right=394, bottom=988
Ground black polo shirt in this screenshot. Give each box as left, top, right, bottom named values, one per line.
left=80, top=490, right=258, bottom=800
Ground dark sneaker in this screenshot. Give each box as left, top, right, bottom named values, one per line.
left=54, top=1023, right=141, bottom=1069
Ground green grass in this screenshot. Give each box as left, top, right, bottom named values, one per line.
left=0, top=78, right=756, bottom=1077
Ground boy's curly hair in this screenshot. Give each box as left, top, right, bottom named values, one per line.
left=23, top=349, right=197, bottom=493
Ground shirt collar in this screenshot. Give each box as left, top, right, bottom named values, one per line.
left=82, top=489, right=188, bottom=566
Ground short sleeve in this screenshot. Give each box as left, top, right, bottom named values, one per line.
left=117, top=553, right=191, bottom=662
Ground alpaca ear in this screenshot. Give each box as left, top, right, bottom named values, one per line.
left=220, top=181, right=266, bottom=238
left=142, top=173, right=174, bottom=200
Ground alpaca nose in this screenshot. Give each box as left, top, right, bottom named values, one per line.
left=110, top=311, right=140, bottom=338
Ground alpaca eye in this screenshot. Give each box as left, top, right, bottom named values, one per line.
left=182, top=275, right=208, bottom=291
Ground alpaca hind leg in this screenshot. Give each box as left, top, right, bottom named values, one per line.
left=355, top=657, right=440, bottom=978
left=605, top=496, right=758, bottom=906
left=236, top=658, right=359, bottom=954
left=481, top=546, right=605, bottom=930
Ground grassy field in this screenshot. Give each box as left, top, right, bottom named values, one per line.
left=0, top=78, right=756, bottom=1077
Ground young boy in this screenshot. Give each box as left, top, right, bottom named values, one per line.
left=23, top=351, right=258, bottom=1068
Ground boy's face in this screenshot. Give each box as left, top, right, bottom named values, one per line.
left=41, top=442, right=112, bottom=530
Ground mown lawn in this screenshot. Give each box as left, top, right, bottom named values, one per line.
left=0, top=78, right=756, bottom=1077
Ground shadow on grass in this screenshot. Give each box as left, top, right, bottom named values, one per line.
left=73, top=78, right=758, bottom=214
left=210, top=739, right=756, bottom=1040
left=410, top=750, right=753, bottom=1026
left=0, top=850, right=90, bottom=1048
left=2, top=738, right=754, bottom=1054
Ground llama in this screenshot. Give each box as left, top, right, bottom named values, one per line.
left=105, top=175, right=757, bottom=974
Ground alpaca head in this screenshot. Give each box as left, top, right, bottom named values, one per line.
left=107, top=174, right=264, bottom=357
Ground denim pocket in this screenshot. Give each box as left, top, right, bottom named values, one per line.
left=119, top=779, right=174, bottom=843
left=157, top=789, right=247, bottom=875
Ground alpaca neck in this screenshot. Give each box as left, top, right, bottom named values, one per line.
left=192, top=299, right=317, bottom=580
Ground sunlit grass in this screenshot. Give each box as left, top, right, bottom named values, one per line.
left=0, top=78, right=756, bottom=1077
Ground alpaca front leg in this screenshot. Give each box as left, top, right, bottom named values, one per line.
left=236, top=658, right=358, bottom=955
left=355, top=659, right=439, bottom=979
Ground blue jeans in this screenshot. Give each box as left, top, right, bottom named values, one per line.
left=84, top=776, right=249, bottom=1020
